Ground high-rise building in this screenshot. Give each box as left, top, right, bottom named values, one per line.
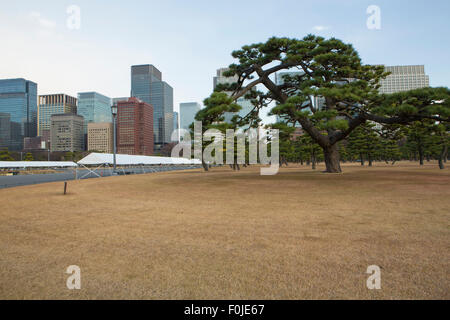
left=172, top=111, right=179, bottom=142
left=130, top=64, right=173, bottom=146
left=38, top=94, right=77, bottom=146
left=87, top=122, right=113, bottom=153
left=24, top=136, right=45, bottom=151
left=117, top=97, right=154, bottom=156
left=274, top=71, right=307, bottom=124
left=379, top=65, right=430, bottom=94
left=179, top=102, right=201, bottom=130
left=112, top=97, right=129, bottom=106
left=213, top=68, right=253, bottom=126
left=0, top=78, right=37, bottom=150
left=77, top=92, right=112, bottom=132
left=50, top=113, right=84, bottom=152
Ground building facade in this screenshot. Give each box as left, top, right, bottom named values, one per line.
left=117, top=97, right=154, bottom=156
left=0, top=78, right=37, bottom=150
left=77, top=92, right=112, bottom=133
left=213, top=68, right=253, bottom=126
left=131, top=64, right=173, bottom=146
left=50, top=113, right=84, bottom=152
left=172, top=111, right=179, bottom=142
left=24, top=136, right=45, bottom=150
left=179, top=102, right=201, bottom=131
left=87, top=122, right=113, bottom=153
left=39, top=94, right=77, bottom=140
left=379, top=65, right=430, bottom=94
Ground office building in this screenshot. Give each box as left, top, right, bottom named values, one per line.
left=77, top=92, right=112, bottom=132
left=131, top=64, right=173, bottom=146
left=39, top=94, right=77, bottom=139
left=180, top=102, right=201, bottom=130
left=112, top=97, right=129, bottom=106
left=274, top=71, right=307, bottom=124
left=87, top=122, right=113, bottom=153
left=117, top=97, right=154, bottom=156
left=379, top=65, right=430, bottom=94
left=213, top=68, right=253, bottom=126
left=0, top=78, right=37, bottom=150
left=24, top=136, right=46, bottom=151
left=172, top=111, right=179, bottom=142
left=50, top=113, right=84, bottom=152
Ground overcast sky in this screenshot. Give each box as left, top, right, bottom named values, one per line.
left=1, top=0, right=449, bottom=122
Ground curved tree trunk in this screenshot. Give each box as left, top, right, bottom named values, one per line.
left=323, top=144, right=342, bottom=173
left=202, top=160, right=209, bottom=171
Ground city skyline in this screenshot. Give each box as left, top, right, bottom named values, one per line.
left=0, top=0, right=449, bottom=124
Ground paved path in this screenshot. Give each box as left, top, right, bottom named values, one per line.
left=0, top=166, right=201, bottom=189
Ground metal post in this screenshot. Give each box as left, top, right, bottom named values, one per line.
left=113, top=113, right=117, bottom=173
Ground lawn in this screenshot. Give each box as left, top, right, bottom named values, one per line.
left=0, top=161, right=449, bottom=299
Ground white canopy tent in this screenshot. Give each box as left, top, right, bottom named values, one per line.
left=0, top=161, right=77, bottom=169
left=76, top=153, right=201, bottom=179
left=77, top=153, right=201, bottom=166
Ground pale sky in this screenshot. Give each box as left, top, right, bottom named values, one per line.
left=0, top=0, right=449, bottom=123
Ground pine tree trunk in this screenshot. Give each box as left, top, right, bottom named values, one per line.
left=360, top=153, right=365, bottom=166
left=368, top=153, right=373, bottom=167
left=419, top=147, right=424, bottom=166
left=202, top=160, right=209, bottom=171
left=323, top=144, right=342, bottom=173
left=439, top=145, right=447, bottom=170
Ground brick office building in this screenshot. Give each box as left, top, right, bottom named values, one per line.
left=117, top=97, right=153, bottom=155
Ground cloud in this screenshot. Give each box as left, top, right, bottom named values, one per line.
left=29, top=11, right=56, bottom=28
left=312, top=25, right=330, bottom=31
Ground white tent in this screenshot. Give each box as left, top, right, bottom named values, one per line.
left=0, top=161, right=77, bottom=168
left=77, top=153, right=201, bottom=166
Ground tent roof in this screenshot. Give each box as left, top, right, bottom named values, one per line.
left=0, top=161, right=77, bottom=168
left=77, top=153, right=202, bottom=166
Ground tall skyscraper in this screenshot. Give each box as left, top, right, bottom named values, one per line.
left=179, top=102, right=201, bottom=131
left=130, top=64, right=174, bottom=147
left=38, top=94, right=77, bottom=146
left=117, top=97, right=154, bottom=156
left=274, top=71, right=307, bottom=124
left=77, top=92, right=112, bottom=132
left=379, top=65, right=430, bottom=94
left=50, top=113, right=84, bottom=152
left=172, top=111, right=179, bottom=142
left=213, top=68, right=253, bottom=126
left=0, top=78, right=37, bottom=150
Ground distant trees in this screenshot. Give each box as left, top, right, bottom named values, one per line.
left=0, top=148, right=14, bottom=161
left=24, top=153, right=34, bottom=161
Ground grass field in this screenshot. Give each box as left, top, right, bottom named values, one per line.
left=0, top=161, right=449, bottom=299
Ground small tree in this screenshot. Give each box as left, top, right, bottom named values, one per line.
left=24, top=152, right=34, bottom=161
left=0, top=148, right=14, bottom=161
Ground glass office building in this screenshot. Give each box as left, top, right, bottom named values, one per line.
left=77, top=92, right=112, bottom=133
left=0, top=78, right=37, bottom=150
left=179, top=102, right=201, bottom=131
left=131, top=64, right=174, bottom=146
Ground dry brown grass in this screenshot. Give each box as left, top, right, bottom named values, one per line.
left=0, top=161, right=449, bottom=299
